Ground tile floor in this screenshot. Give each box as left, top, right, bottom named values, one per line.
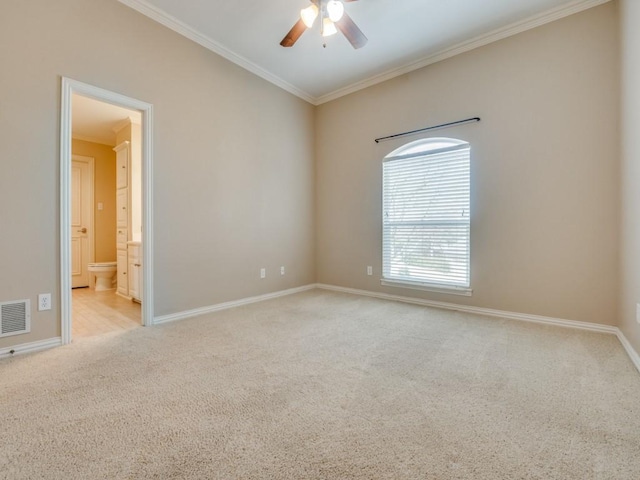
left=71, top=287, right=141, bottom=339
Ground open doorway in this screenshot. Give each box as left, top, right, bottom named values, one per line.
left=60, top=78, right=154, bottom=344
left=71, top=96, right=142, bottom=338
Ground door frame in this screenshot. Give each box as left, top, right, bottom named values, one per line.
left=60, top=77, right=154, bottom=344
left=71, top=155, right=95, bottom=288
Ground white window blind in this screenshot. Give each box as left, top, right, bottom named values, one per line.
left=382, top=139, right=470, bottom=290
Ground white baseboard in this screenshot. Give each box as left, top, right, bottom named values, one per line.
left=0, top=337, right=62, bottom=359
left=316, top=283, right=640, bottom=373
left=7, top=284, right=635, bottom=373
left=615, top=329, right=640, bottom=374
left=317, top=284, right=617, bottom=333
left=154, top=284, right=317, bottom=325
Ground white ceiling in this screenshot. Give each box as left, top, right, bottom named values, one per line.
left=72, top=94, right=141, bottom=146
left=118, top=0, right=608, bottom=105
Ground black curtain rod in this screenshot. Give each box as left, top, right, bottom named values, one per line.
left=374, top=117, right=481, bottom=143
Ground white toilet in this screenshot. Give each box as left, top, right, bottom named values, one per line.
left=87, top=262, right=117, bottom=291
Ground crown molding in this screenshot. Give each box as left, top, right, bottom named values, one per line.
left=316, top=0, right=612, bottom=104
left=117, top=0, right=316, bottom=104
left=111, top=115, right=140, bottom=134
left=71, top=133, right=115, bottom=146
left=119, top=0, right=611, bottom=106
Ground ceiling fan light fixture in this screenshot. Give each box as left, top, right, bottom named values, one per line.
left=322, top=17, right=338, bottom=37
left=300, top=4, right=319, bottom=28
left=281, top=0, right=367, bottom=49
left=326, top=0, right=345, bottom=22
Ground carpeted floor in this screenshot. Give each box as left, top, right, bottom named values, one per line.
left=1, top=289, right=639, bottom=479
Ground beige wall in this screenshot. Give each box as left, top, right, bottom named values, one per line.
left=620, top=0, right=640, bottom=353
left=0, top=0, right=316, bottom=348
left=316, top=3, right=620, bottom=325
left=72, top=139, right=117, bottom=263
left=0, top=0, right=628, bottom=352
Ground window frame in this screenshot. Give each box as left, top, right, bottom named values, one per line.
left=381, top=137, right=472, bottom=296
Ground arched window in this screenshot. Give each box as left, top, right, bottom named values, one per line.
left=382, top=137, right=471, bottom=294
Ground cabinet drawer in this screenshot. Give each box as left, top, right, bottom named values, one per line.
left=116, top=228, right=128, bottom=250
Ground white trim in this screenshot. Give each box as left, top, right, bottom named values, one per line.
left=381, top=279, right=473, bottom=297
left=113, top=140, right=131, bottom=153
left=316, top=284, right=618, bottom=334
left=71, top=134, right=115, bottom=147
left=119, top=0, right=610, bottom=106
left=615, top=329, right=640, bottom=374
left=141, top=103, right=154, bottom=324
left=154, top=281, right=640, bottom=374
left=0, top=337, right=62, bottom=359
left=61, top=77, right=155, bottom=345
left=112, top=116, right=140, bottom=134
left=154, top=285, right=316, bottom=325
left=118, top=0, right=610, bottom=106
left=315, top=0, right=612, bottom=104
left=115, top=291, right=133, bottom=301
left=118, top=0, right=609, bottom=106
left=117, top=0, right=315, bottom=105
left=316, top=283, right=640, bottom=373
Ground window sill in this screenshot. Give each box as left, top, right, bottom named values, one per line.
left=381, top=278, right=473, bottom=297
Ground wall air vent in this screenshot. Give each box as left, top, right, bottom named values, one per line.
left=0, top=299, right=31, bottom=338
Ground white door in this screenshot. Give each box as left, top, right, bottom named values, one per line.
left=71, top=157, right=94, bottom=288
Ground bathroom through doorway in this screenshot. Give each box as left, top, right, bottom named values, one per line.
left=60, top=78, right=154, bottom=344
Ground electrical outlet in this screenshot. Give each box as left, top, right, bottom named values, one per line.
left=367, top=266, right=373, bottom=276
left=260, top=268, right=266, bottom=279
left=280, top=266, right=285, bottom=275
left=38, top=293, right=51, bottom=311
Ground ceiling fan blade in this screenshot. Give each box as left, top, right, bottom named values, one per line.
left=280, top=19, right=307, bottom=47
left=336, top=11, right=368, bottom=49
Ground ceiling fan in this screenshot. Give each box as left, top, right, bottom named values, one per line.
left=280, top=0, right=368, bottom=49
